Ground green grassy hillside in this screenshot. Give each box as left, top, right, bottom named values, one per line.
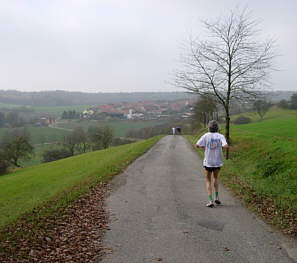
left=187, top=109, right=297, bottom=235
left=231, top=108, right=297, bottom=138
left=0, top=135, right=163, bottom=230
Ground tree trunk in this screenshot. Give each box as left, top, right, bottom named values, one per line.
left=225, top=108, right=230, bottom=145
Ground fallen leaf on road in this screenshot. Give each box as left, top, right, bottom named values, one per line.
left=155, top=257, right=163, bottom=261
left=224, top=247, right=230, bottom=251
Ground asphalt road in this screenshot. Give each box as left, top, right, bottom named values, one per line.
left=99, top=135, right=297, bottom=263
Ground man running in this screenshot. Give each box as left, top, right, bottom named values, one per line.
left=172, top=127, right=176, bottom=135
left=195, top=120, right=229, bottom=207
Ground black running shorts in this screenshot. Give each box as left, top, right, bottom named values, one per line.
left=204, top=166, right=221, bottom=172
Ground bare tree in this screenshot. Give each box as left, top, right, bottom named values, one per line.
left=253, top=100, right=271, bottom=120
left=176, top=8, right=276, bottom=143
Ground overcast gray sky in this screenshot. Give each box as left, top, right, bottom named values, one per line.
left=0, top=0, right=296, bottom=93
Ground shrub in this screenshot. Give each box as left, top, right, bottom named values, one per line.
left=42, top=148, right=72, bottom=163
left=278, top=99, right=289, bottom=109
left=0, top=151, right=10, bottom=175
left=233, top=116, right=252, bottom=124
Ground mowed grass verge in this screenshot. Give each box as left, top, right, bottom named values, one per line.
left=185, top=109, right=297, bottom=236
left=0, top=135, right=163, bottom=231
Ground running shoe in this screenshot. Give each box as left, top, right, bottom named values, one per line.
left=215, top=199, right=221, bottom=205
left=206, top=201, right=214, bottom=207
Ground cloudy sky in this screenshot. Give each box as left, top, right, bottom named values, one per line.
left=0, top=0, right=296, bottom=93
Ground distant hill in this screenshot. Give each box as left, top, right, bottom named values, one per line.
left=265, top=90, right=296, bottom=102
left=0, top=90, right=195, bottom=107
left=0, top=90, right=294, bottom=107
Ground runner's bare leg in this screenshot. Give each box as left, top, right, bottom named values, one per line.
left=213, top=169, right=220, bottom=193
left=205, top=170, right=212, bottom=196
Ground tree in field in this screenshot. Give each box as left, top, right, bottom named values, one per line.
left=0, top=112, right=5, bottom=127
left=0, top=130, right=34, bottom=167
left=61, top=110, right=80, bottom=119
left=86, top=125, right=113, bottom=150
left=192, top=95, right=218, bottom=128
left=63, top=126, right=89, bottom=155
left=175, top=8, right=275, bottom=143
left=253, top=100, right=271, bottom=120
left=63, top=132, right=77, bottom=156
left=290, top=93, right=297, bottom=109
left=72, top=126, right=88, bottom=153
left=42, top=148, right=72, bottom=163
left=62, top=111, right=68, bottom=119
left=278, top=99, right=289, bottom=109
left=6, top=112, right=19, bottom=127
left=102, top=125, right=113, bottom=149
left=0, top=150, right=10, bottom=174
left=87, top=126, right=103, bottom=150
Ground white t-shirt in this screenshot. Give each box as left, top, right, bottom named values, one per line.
left=196, top=132, right=228, bottom=167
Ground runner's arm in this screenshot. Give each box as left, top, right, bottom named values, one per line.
left=224, top=144, right=229, bottom=160
left=195, top=134, right=205, bottom=148
left=195, top=145, right=205, bottom=149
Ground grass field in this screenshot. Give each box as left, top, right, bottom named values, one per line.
left=0, top=135, right=163, bottom=230
left=0, top=103, right=21, bottom=109
left=55, top=119, right=161, bottom=137
left=186, top=108, right=297, bottom=235
left=0, top=126, right=70, bottom=145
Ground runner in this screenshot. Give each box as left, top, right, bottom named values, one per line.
left=172, top=127, right=176, bottom=135
left=195, top=120, right=229, bottom=207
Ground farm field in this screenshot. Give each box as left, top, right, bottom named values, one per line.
left=186, top=108, right=297, bottom=235
left=0, top=126, right=70, bottom=145
left=0, top=103, right=21, bottom=109
left=54, top=119, right=162, bottom=137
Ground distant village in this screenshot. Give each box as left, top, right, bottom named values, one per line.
left=34, top=99, right=196, bottom=126
left=82, top=99, right=196, bottom=120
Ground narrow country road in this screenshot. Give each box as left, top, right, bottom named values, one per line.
left=99, top=136, right=297, bottom=263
